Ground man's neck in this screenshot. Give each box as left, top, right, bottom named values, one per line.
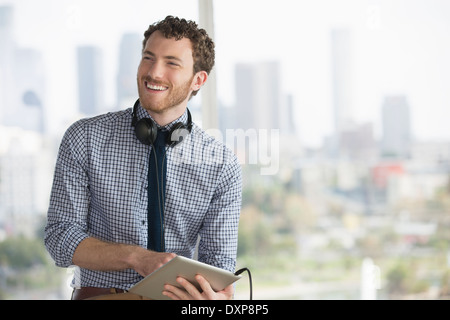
left=146, top=105, right=187, bottom=127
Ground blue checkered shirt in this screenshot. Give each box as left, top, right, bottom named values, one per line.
left=44, top=104, right=242, bottom=290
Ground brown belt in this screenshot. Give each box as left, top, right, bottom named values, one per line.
left=72, top=287, right=128, bottom=300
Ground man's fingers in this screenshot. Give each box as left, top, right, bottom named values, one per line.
left=163, top=283, right=188, bottom=300
left=177, top=277, right=205, bottom=300
left=195, top=275, right=215, bottom=298
left=163, top=275, right=228, bottom=300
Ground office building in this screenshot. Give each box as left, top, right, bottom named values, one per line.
left=331, top=28, right=355, bottom=155
left=0, top=6, right=15, bottom=125
left=381, top=95, right=412, bottom=158
left=117, top=33, right=141, bottom=108
left=77, top=46, right=104, bottom=115
left=234, top=61, right=282, bottom=130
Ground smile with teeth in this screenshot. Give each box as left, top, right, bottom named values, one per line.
left=146, top=82, right=169, bottom=92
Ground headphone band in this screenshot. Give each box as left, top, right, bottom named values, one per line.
left=131, top=99, right=192, bottom=146
left=131, top=99, right=140, bottom=127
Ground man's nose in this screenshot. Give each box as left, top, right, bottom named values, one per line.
left=147, top=60, right=164, bottom=80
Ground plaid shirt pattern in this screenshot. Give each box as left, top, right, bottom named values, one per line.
left=45, top=105, right=242, bottom=289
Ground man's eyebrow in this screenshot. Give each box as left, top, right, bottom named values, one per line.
left=143, top=50, right=183, bottom=62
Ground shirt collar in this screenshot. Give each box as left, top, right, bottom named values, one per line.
left=136, top=102, right=189, bottom=132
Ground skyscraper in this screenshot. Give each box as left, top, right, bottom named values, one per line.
left=117, top=33, right=141, bottom=108
left=77, top=46, right=104, bottom=115
left=234, top=61, right=282, bottom=130
left=0, top=6, right=15, bottom=125
left=13, top=48, right=46, bottom=133
left=0, top=6, right=46, bottom=133
left=331, top=28, right=354, bottom=154
left=381, top=95, right=412, bottom=158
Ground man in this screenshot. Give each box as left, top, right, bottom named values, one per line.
left=45, top=16, right=242, bottom=300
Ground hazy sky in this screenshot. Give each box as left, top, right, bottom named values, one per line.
left=2, top=0, right=450, bottom=147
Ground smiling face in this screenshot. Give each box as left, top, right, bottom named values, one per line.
left=137, top=31, right=207, bottom=125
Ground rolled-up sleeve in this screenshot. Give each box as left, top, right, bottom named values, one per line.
left=44, top=121, right=90, bottom=268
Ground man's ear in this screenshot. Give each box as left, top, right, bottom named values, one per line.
left=191, top=71, right=208, bottom=92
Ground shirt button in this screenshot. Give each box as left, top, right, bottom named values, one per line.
left=142, top=220, right=146, bottom=225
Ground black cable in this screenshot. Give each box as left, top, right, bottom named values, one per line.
left=235, top=268, right=253, bottom=300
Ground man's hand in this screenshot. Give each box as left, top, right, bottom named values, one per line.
left=131, top=250, right=177, bottom=277
left=162, top=275, right=234, bottom=300
left=72, top=237, right=176, bottom=277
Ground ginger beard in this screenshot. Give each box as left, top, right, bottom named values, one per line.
left=137, top=75, right=194, bottom=115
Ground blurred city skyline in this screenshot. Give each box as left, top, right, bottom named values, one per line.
left=0, top=0, right=449, bottom=147
left=2, top=0, right=450, bottom=300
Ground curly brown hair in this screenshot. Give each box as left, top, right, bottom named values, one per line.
left=143, top=16, right=215, bottom=78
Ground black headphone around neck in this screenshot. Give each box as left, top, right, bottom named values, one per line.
left=131, top=99, right=192, bottom=147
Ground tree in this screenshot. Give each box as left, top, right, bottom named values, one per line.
left=0, top=236, right=48, bottom=270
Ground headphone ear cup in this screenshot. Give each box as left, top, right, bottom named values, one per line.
left=167, top=123, right=190, bottom=146
left=135, top=119, right=158, bottom=145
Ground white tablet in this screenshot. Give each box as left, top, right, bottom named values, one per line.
left=129, top=256, right=242, bottom=300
